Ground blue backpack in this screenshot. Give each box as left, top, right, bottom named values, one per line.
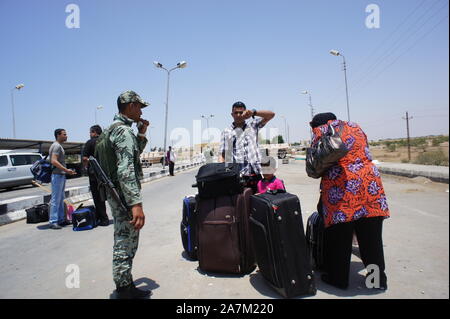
left=30, top=156, right=53, bottom=183
left=72, top=205, right=97, bottom=231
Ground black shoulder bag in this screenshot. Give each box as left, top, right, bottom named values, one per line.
left=306, top=123, right=349, bottom=179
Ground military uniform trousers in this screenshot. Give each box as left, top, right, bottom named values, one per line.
left=106, top=193, right=140, bottom=288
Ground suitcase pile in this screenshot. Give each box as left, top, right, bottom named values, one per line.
left=181, top=163, right=317, bottom=298
left=182, top=163, right=255, bottom=274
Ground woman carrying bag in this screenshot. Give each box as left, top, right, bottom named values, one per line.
left=307, top=113, right=390, bottom=290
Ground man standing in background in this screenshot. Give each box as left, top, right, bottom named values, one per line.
left=219, top=101, right=275, bottom=193
left=48, top=129, right=76, bottom=229
left=82, top=125, right=109, bottom=226
left=166, top=146, right=176, bottom=176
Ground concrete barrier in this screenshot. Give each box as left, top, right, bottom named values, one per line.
left=0, top=161, right=204, bottom=226
left=376, top=162, right=449, bottom=184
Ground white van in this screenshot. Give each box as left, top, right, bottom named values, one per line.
left=0, top=152, right=43, bottom=189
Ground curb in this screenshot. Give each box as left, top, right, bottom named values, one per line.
left=376, top=163, right=449, bottom=184
left=0, top=161, right=204, bottom=226
left=291, top=156, right=449, bottom=184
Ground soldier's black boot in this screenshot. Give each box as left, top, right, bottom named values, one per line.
left=116, top=283, right=152, bottom=299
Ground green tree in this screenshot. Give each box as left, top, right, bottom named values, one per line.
left=272, top=135, right=285, bottom=144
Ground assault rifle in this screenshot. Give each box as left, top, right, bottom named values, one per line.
left=89, top=156, right=128, bottom=212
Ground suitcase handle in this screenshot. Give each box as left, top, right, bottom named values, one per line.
left=265, top=189, right=286, bottom=195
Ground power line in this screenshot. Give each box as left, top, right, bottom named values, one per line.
left=349, top=0, right=445, bottom=92
left=351, top=13, right=449, bottom=95
left=348, top=0, right=429, bottom=86
left=320, top=0, right=433, bottom=108
left=325, top=1, right=448, bottom=110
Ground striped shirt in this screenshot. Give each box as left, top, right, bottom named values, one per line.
left=220, top=118, right=265, bottom=176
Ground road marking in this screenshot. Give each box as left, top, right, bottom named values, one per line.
left=0, top=196, right=38, bottom=204
left=141, top=166, right=199, bottom=186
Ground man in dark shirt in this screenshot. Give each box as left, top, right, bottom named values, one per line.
left=82, top=125, right=109, bottom=226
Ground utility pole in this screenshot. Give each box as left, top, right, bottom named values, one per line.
left=402, top=111, right=413, bottom=161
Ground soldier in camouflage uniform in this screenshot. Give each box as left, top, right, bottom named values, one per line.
left=97, top=90, right=151, bottom=299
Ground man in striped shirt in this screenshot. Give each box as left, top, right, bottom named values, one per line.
left=219, top=101, right=275, bottom=192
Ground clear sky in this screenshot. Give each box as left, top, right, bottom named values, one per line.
left=0, top=0, right=448, bottom=150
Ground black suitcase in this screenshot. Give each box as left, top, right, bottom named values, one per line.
left=194, top=163, right=243, bottom=199
left=181, top=195, right=198, bottom=260
left=250, top=190, right=316, bottom=298
left=26, top=204, right=49, bottom=224
left=306, top=211, right=325, bottom=271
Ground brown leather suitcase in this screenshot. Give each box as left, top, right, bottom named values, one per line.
left=197, top=188, right=256, bottom=274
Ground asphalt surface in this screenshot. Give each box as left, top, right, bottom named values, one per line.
left=0, top=160, right=448, bottom=299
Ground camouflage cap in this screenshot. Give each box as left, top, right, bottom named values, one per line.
left=118, top=90, right=150, bottom=108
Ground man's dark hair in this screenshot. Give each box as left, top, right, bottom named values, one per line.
left=54, top=128, right=65, bottom=140
left=90, top=125, right=102, bottom=135
left=232, top=101, right=246, bottom=111
left=117, top=97, right=129, bottom=113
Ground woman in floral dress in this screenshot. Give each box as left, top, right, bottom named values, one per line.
left=310, top=113, right=390, bottom=290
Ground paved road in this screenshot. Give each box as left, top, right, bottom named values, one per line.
left=0, top=160, right=448, bottom=299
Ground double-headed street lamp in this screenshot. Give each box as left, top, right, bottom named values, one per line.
left=330, top=49, right=350, bottom=121
left=301, top=90, right=315, bottom=120
left=153, top=60, right=187, bottom=167
left=11, top=84, right=25, bottom=139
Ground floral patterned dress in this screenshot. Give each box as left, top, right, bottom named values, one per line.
left=311, top=119, right=390, bottom=228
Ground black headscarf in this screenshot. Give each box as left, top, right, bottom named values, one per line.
left=309, top=112, right=337, bottom=128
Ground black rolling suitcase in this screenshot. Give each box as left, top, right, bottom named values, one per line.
left=306, top=211, right=325, bottom=271
left=250, top=190, right=316, bottom=298
left=181, top=195, right=198, bottom=260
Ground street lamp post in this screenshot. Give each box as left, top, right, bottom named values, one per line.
left=95, top=105, right=103, bottom=125
left=301, top=90, right=315, bottom=120
left=153, top=60, right=187, bottom=167
left=10, top=84, right=24, bottom=138
left=281, top=116, right=289, bottom=145
left=330, top=49, right=350, bottom=121
left=148, top=125, right=154, bottom=152
left=201, top=114, right=214, bottom=144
